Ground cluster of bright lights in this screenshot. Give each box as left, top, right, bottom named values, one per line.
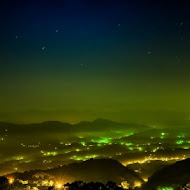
left=70, top=154, right=99, bottom=161
left=13, top=156, right=24, bottom=160
left=8, top=177, right=14, bottom=184
left=177, top=134, right=185, bottom=138
left=124, top=155, right=186, bottom=165
left=55, top=182, right=63, bottom=189
left=121, top=181, right=130, bottom=189
left=134, top=181, right=142, bottom=188
left=41, top=151, right=58, bottom=156
left=157, top=187, right=174, bottom=190
left=160, top=133, right=166, bottom=139
left=176, top=140, right=184, bottom=145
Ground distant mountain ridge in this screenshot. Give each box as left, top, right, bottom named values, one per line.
left=0, top=118, right=151, bottom=134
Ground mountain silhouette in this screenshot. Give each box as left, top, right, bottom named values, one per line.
left=143, top=158, right=190, bottom=189
left=7, top=159, right=143, bottom=187
left=0, top=119, right=151, bottom=134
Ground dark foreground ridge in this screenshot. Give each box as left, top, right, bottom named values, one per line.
left=6, top=159, right=143, bottom=187
left=142, top=158, right=190, bottom=190
left=2, top=158, right=190, bottom=189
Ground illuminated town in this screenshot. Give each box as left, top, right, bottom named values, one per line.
left=1, top=119, right=190, bottom=189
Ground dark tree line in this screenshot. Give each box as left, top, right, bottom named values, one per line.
left=48, top=181, right=127, bottom=190
left=0, top=177, right=133, bottom=190
left=0, top=177, right=9, bottom=190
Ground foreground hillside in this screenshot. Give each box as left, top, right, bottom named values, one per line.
left=6, top=159, right=143, bottom=188
left=142, top=158, right=190, bottom=189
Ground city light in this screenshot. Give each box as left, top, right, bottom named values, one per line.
left=134, top=182, right=142, bottom=188
left=56, top=183, right=62, bottom=189
left=157, top=187, right=174, bottom=190
left=8, top=177, right=14, bottom=185
left=55, top=181, right=64, bottom=189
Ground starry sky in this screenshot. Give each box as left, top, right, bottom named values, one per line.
left=0, top=0, right=190, bottom=124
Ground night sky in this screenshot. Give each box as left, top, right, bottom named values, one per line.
left=1, top=0, right=190, bottom=124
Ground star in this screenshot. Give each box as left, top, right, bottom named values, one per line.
left=42, top=46, right=46, bottom=50
left=56, top=29, right=59, bottom=33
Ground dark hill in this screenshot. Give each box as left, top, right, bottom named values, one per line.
left=7, top=159, right=143, bottom=186
left=143, top=158, right=190, bottom=189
